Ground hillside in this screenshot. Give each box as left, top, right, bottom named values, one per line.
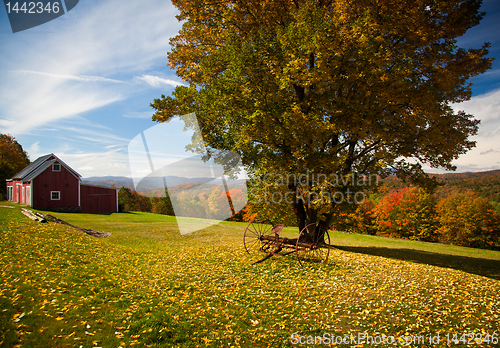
left=82, top=176, right=134, bottom=189
left=1, top=203, right=499, bottom=347
left=378, top=170, right=500, bottom=203
left=432, top=170, right=500, bottom=203
left=83, top=176, right=248, bottom=193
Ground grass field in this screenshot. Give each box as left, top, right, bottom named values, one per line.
left=1, top=202, right=499, bottom=347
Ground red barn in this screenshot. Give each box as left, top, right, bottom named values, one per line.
left=6, top=154, right=117, bottom=214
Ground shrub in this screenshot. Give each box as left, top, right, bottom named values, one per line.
left=331, top=199, right=376, bottom=235
left=436, top=190, right=500, bottom=249
left=372, top=187, right=438, bottom=241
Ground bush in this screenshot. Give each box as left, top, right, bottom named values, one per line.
left=372, top=187, right=438, bottom=241
left=330, top=199, right=376, bottom=234
left=436, top=190, right=500, bottom=249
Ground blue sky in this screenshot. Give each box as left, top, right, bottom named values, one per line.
left=1, top=0, right=500, bottom=178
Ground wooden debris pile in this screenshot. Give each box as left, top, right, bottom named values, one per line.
left=44, top=214, right=111, bottom=238
left=20, top=208, right=47, bottom=223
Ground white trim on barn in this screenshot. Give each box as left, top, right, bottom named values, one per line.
left=51, top=191, right=61, bottom=200
left=29, top=181, right=33, bottom=207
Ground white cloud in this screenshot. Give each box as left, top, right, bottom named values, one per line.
left=27, top=141, right=41, bottom=159
left=0, top=72, right=125, bottom=135
left=452, top=88, right=500, bottom=124
left=0, top=0, right=182, bottom=136
left=437, top=88, right=500, bottom=173
left=53, top=148, right=132, bottom=178
left=136, top=74, right=185, bottom=88
left=7, top=70, right=126, bottom=84
left=123, top=111, right=153, bottom=119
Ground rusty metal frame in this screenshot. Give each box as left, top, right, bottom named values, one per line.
left=243, top=219, right=331, bottom=266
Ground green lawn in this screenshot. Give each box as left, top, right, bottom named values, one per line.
left=1, top=202, right=499, bottom=347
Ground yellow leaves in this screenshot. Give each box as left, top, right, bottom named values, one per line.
left=201, top=337, right=212, bottom=343
left=12, top=312, right=25, bottom=322
left=2, top=207, right=500, bottom=346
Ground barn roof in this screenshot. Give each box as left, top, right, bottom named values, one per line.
left=10, top=153, right=81, bottom=181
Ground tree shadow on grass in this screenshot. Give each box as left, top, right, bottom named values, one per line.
left=334, top=245, right=500, bottom=281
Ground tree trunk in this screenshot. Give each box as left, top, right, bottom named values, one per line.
left=291, top=185, right=332, bottom=243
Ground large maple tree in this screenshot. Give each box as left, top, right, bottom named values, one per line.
left=151, top=0, right=492, bottom=237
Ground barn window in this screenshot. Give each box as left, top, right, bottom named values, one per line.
left=51, top=191, right=60, bottom=200
left=52, top=163, right=61, bottom=172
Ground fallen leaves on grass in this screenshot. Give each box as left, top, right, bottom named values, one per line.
left=0, top=206, right=499, bottom=347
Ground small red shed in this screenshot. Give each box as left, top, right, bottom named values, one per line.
left=6, top=154, right=117, bottom=214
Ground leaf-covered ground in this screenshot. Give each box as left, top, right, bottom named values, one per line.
left=1, top=203, right=499, bottom=347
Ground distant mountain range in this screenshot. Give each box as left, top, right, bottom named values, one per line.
left=82, top=176, right=248, bottom=191
left=429, top=169, right=500, bottom=182
left=82, top=170, right=500, bottom=199
left=82, top=176, right=134, bottom=190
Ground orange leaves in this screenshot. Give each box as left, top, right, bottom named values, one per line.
left=436, top=190, right=500, bottom=249
left=371, top=187, right=438, bottom=241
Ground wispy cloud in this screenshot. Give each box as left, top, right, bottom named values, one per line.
left=55, top=118, right=131, bottom=147
left=136, top=74, right=185, bottom=88
left=26, top=141, right=40, bottom=160
left=443, top=87, right=500, bottom=172
left=54, top=148, right=132, bottom=178
left=453, top=88, right=500, bottom=124
left=7, top=70, right=126, bottom=83
left=123, top=111, right=153, bottom=119
left=480, top=148, right=500, bottom=155
left=0, top=0, right=182, bottom=136
left=0, top=73, right=125, bottom=135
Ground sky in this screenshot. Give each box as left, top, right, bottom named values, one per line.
left=1, top=0, right=500, bottom=179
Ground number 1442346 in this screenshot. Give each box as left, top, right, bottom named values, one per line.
left=5, top=2, right=60, bottom=14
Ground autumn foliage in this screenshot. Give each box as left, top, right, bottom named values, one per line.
left=329, top=185, right=500, bottom=250
left=0, top=134, right=30, bottom=200
left=436, top=190, right=500, bottom=249
left=118, top=187, right=152, bottom=213
left=151, top=0, right=492, bottom=234
left=118, top=186, right=246, bottom=221
left=331, top=199, right=377, bottom=235
left=372, top=187, right=438, bottom=241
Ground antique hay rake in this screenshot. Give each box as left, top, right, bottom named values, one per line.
left=243, top=219, right=331, bottom=266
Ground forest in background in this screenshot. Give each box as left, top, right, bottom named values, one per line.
left=118, top=170, right=500, bottom=251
